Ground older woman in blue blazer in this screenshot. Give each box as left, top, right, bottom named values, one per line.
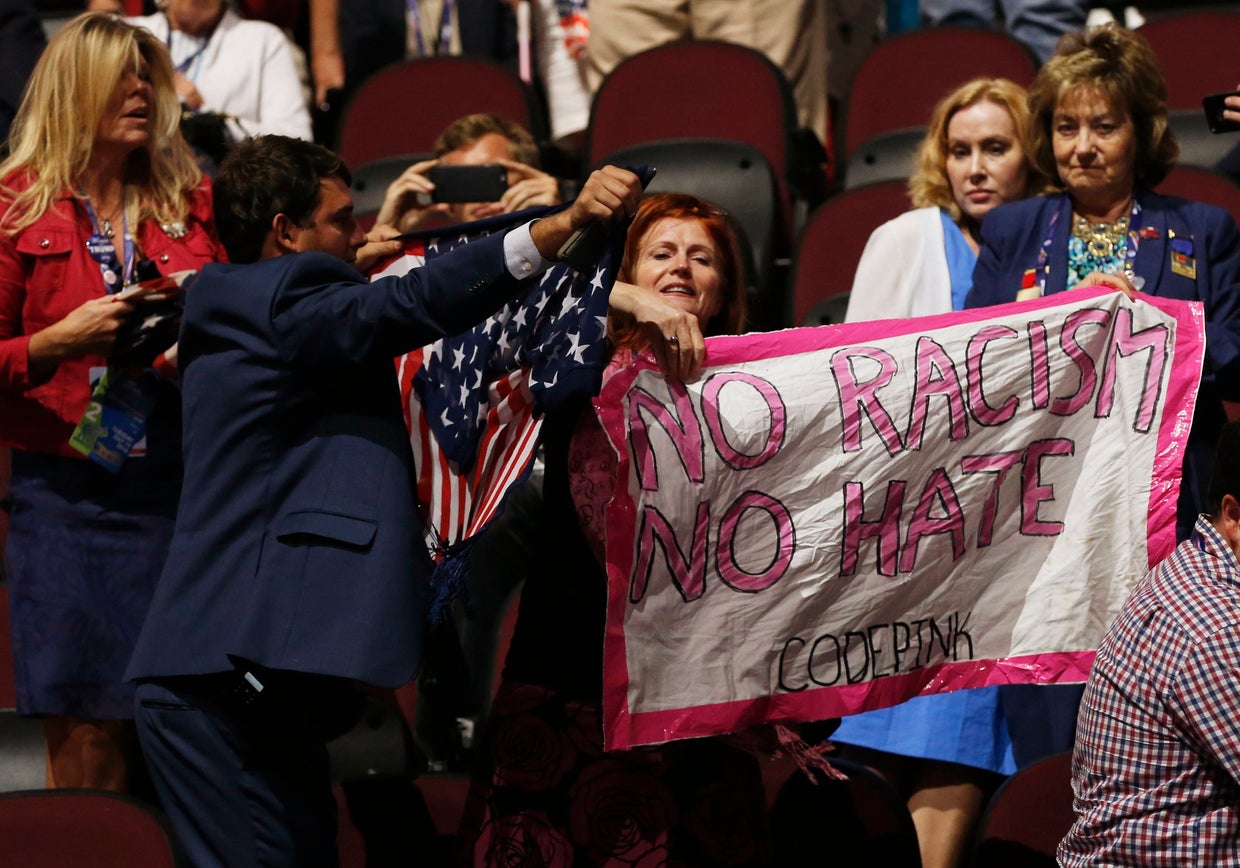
left=967, top=23, right=1240, bottom=543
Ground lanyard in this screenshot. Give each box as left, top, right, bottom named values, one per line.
left=164, top=14, right=213, bottom=79
left=1121, top=199, right=1144, bottom=289
left=1031, top=209, right=1061, bottom=299
left=1034, top=196, right=1143, bottom=297
left=81, top=193, right=135, bottom=292
left=407, top=0, right=454, bottom=57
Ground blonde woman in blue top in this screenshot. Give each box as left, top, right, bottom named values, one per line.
left=839, top=77, right=1047, bottom=868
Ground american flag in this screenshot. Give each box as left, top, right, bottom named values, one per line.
left=371, top=200, right=634, bottom=579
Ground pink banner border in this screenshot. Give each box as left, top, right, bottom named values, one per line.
left=609, top=651, right=1097, bottom=748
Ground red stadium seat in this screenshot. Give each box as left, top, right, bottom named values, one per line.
left=1139, top=11, right=1240, bottom=112
left=789, top=181, right=912, bottom=326
left=843, top=28, right=1037, bottom=188
left=1157, top=165, right=1240, bottom=233
left=336, top=57, right=542, bottom=168
left=973, top=751, right=1074, bottom=867
left=0, top=583, right=45, bottom=794
left=1139, top=11, right=1240, bottom=171
left=0, top=789, right=181, bottom=867
left=586, top=40, right=808, bottom=236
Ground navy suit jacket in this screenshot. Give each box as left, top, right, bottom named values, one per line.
left=966, top=190, right=1240, bottom=394
left=966, top=190, right=1240, bottom=529
left=127, top=230, right=523, bottom=687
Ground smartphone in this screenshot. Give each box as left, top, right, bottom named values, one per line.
left=1202, top=91, right=1240, bottom=134
left=427, top=164, right=509, bottom=203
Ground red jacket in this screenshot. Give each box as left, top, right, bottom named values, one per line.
left=0, top=176, right=225, bottom=456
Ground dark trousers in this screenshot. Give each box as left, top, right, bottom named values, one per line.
left=135, top=672, right=361, bottom=867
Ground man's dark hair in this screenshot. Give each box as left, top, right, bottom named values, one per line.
left=213, top=135, right=352, bottom=263
left=1208, top=421, right=1240, bottom=515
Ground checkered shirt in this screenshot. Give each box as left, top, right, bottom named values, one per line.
left=1059, top=516, right=1240, bottom=867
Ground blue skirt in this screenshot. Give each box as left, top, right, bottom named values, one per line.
left=4, top=439, right=180, bottom=718
left=831, top=686, right=1017, bottom=775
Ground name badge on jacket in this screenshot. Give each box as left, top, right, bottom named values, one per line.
left=1169, top=234, right=1196, bottom=280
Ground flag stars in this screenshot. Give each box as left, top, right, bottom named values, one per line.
left=566, top=331, right=588, bottom=363
left=497, top=330, right=513, bottom=355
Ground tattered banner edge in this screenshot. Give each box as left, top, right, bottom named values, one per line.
left=605, top=650, right=1097, bottom=751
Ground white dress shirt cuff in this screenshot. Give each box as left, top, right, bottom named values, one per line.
left=503, top=222, right=554, bottom=279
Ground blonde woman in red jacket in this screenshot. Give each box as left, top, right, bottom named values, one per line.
left=0, top=12, right=224, bottom=792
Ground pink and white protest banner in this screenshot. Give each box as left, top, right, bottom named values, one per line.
left=595, top=289, right=1205, bottom=750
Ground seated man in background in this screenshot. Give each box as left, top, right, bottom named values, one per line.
left=375, top=112, right=561, bottom=232
left=1059, top=420, right=1240, bottom=866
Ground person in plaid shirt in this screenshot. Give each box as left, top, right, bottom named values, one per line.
left=1059, top=420, right=1240, bottom=866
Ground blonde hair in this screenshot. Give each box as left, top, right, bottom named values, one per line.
left=1026, top=24, right=1178, bottom=190
left=0, top=12, right=201, bottom=234
left=909, top=77, right=1047, bottom=222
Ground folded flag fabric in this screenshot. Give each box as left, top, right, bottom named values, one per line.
left=370, top=188, right=645, bottom=611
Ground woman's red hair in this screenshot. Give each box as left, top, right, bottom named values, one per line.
left=611, top=193, right=748, bottom=350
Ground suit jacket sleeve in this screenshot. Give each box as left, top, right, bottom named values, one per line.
left=271, top=229, right=523, bottom=373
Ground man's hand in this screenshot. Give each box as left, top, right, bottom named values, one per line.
left=374, top=159, right=447, bottom=233
left=353, top=224, right=405, bottom=274
left=530, top=166, right=641, bottom=261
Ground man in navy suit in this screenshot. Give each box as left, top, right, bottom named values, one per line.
left=125, top=135, right=640, bottom=866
